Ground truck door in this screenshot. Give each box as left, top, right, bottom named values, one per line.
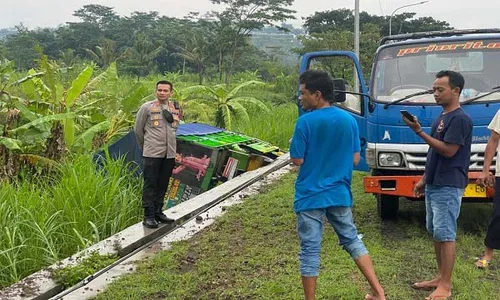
left=299, top=51, right=369, bottom=171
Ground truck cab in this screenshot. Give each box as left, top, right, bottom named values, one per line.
left=298, top=29, right=500, bottom=219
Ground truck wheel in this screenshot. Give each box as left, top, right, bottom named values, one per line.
left=377, top=194, right=399, bottom=220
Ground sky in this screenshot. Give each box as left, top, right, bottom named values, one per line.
left=1, top=0, right=500, bottom=30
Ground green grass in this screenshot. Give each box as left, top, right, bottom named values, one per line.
left=0, top=154, right=143, bottom=289
left=235, top=102, right=298, bottom=150
left=94, top=170, right=499, bottom=300
left=52, top=251, right=118, bottom=289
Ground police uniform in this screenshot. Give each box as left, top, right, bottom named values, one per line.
left=134, top=100, right=179, bottom=220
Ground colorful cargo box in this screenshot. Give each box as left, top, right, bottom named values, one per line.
left=165, top=123, right=282, bottom=207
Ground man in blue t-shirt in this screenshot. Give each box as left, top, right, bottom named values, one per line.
left=403, top=70, right=473, bottom=300
left=290, top=70, right=385, bottom=300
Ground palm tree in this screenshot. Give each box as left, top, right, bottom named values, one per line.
left=183, top=81, right=270, bottom=130
left=85, top=39, right=126, bottom=68
left=175, top=32, right=211, bottom=85
left=58, top=49, right=80, bottom=67
left=123, top=34, right=163, bottom=80
left=172, top=86, right=213, bottom=124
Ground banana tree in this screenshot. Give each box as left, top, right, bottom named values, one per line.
left=73, top=81, right=151, bottom=151
left=183, top=80, right=270, bottom=130
left=0, top=59, right=48, bottom=179
left=39, top=61, right=149, bottom=153
left=6, top=53, right=95, bottom=160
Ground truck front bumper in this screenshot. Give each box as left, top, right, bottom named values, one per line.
left=363, top=172, right=495, bottom=200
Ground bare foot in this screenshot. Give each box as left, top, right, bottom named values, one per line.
left=425, top=285, right=451, bottom=300
left=411, top=278, right=440, bottom=291
left=365, top=293, right=385, bottom=300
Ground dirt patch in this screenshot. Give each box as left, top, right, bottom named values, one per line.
left=0, top=275, right=41, bottom=299
left=177, top=251, right=197, bottom=274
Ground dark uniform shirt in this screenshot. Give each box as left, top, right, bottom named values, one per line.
left=425, top=107, right=473, bottom=188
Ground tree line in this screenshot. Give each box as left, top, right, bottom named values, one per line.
left=0, top=1, right=296, bottom=84
left=0, top=2, right=453, bottom=84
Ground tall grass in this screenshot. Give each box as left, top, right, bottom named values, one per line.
left=0, top=154, right=142, bottom=289
left=235, top=102, right=298, bottom=149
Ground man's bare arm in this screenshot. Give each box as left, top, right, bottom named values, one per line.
left=482, top=130, right=500, bottom=173
left=291, top=158, right=304, bottom=166
left=353, top=152, right=360, bottom=166
left=417, top=131, right=460, bottom=158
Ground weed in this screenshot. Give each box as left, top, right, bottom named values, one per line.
left=52, top=251, right=117, bottom=288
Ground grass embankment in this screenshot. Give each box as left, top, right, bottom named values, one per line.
left=95, top=170, right=499, bottom=299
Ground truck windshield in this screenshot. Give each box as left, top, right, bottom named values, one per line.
left=373, top=39, right=500, bottom=104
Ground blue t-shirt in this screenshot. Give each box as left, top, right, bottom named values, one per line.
left=425, top=107, right=473, bottom=188
left=290, top=106, right=361, bottom=212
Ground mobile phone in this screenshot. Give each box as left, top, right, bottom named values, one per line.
left=400, top=110, right=415, bottom=122
left=173, top=101, right=180, bottom=110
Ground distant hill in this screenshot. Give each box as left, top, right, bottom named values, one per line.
left=0, top=28, right=15, bottom=40
left=251, top=24, right=305, bottom=66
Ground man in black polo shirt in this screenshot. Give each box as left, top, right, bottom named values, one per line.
left=402, top=70, right=473, bottom=300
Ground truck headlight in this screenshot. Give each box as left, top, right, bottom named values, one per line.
left=365, top=148, right=376, bottom=167
left=378, top=152, right=402, bottom=167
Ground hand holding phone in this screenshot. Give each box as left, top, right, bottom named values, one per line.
left=400, top=110, right=415, bottom=122
left=401, top=110, right=423, bottom=134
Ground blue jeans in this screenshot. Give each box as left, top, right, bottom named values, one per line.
left=297, top=207, right=368, bottom=277
left=425, top=184, right=464, bottom=242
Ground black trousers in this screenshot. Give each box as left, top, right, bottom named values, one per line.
left=485, top=178, right=500, bottom=249
left=142, top=157, right=175, bottom=218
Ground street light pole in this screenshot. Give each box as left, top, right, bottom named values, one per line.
left=354, top=0, right=360, bottom=60
left=389, top=1, right=429, bottom=36
left=354, top=0, right=360, bottom=92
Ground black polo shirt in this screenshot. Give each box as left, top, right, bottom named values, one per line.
left=425, top=107, right=473, bottom=188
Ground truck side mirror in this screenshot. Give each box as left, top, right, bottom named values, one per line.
left=332, top=78, right=347, bottom=102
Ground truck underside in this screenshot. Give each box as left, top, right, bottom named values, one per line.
left=364, top=171, right=495, bottom=219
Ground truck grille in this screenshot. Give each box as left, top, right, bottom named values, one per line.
left=371, top=143, right=496, bottom=172
left=406, top=150, right=497, bottom=171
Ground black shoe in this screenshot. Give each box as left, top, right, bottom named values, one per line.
left=155, top=213, right=175, bottom=223
left=143, top=218, right=159, bottom=228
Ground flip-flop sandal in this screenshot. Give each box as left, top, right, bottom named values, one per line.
left=410, top=282, right=436, bottom=291
left=425, top=294, right=451, bottom=300
left=475, top=259, right=491, bottom=269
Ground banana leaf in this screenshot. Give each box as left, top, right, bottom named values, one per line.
left=0, top=137, right=22, bottom=151
left=10, top=71, right=45, bottom=86
left=64, top=119, right=75, bottom=147
left=122, top=83, right=149, bottom=114
left=87, top=62, right=117, bottom=90
left=19, top=154, right=58, bottom=168
left=10, top=113, right=75, bottom=133
left=66, top=66, right=93, bottom=107
left=73, top=120, right=111, bottom=151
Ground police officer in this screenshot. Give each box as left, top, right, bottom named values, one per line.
left=134, top=80, right=181, bottom=228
